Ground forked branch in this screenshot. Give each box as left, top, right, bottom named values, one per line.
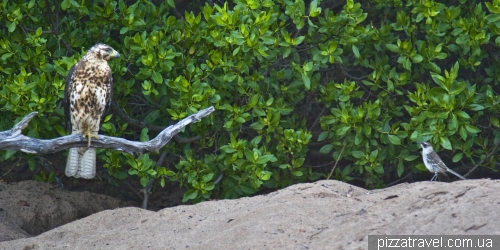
left=0, top=106, right=215, bottom=155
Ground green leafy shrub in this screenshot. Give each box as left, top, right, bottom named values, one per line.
left=1, top=0, right=499, bottom=201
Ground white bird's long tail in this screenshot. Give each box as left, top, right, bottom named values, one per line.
left=66, top=146, right=96, bottom=179
left=446, top=168, right=466, bottom=180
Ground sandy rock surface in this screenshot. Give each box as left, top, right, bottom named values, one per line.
left=0, top=180, right=122, bottom=241
left=1, top=179, right=498, bottom=249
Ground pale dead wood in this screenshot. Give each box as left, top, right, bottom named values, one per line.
left=0, top=106, right=215, bottom=155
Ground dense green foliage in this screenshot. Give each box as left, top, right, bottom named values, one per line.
left=1, top=0, right=499, bottom=202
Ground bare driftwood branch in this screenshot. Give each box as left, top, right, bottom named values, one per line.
left=0, top=106, right=215, bottom=155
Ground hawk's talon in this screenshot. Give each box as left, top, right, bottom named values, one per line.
left=84, top=131, right=98, bottom=148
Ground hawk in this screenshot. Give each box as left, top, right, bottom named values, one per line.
left=64, top=43, right=120, bottom=179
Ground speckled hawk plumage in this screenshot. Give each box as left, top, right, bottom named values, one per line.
left=64, top=43, right=120, bottom=179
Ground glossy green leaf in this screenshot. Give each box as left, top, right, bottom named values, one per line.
left=464, top=124, right=481, bottom=134
left=351, top=150, right=364, bottom=159
left=388, top=134, right=401, bottom=145
left=440, top=137, right=452, bottom=150
left=352, top=45, right=360, bottom=58
left=320, top=144, right=334, bottom=154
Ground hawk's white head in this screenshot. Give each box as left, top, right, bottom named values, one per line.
left=82, top=43, right=120, bottom=61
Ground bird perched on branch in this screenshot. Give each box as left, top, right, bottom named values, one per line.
left=64, top=43, right=120, bottom=179
left=419, top=141, right=466, bottom=181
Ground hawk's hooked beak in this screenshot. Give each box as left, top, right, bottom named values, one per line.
left=111, top=50, right=120, bottom=59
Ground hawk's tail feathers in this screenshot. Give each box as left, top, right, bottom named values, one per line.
left=76, top=148, right=96, bottom=179
left=65, top=148, right=80, bottom=177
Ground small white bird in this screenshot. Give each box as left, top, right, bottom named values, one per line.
left=419, top=142, right=466, bottom=181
